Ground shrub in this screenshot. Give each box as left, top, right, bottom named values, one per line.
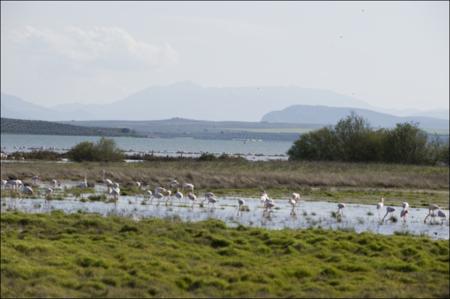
left=67, top=138, right=124, bottom=162
left=288, top=113, right=448, bottom=165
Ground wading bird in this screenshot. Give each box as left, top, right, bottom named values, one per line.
left=376, top=197, right=384, bottom=217
left=381, top=206, right=396, bottom=223
left=183, top=183, right=194, bottom=192
left=52, top=179, right=60, bottom=188
left=32, top=175, right=40, bottom=185
left=337, top=203, right=346, bottom=216
left=400, top=202, right=409, bottom=222
left=174, top=189, right=183, bottom=202
left=7, top=179, right=23, bottom=191
left=203, top=192, right=218, bottom=208
left=44, top=187, right=53, bottom=208
left=437, top=209, right=447, bottom=225
left=163, top=189, right=172, bottom=205
left=169, top=179, right=179, bottom=189
left=21, top=185, right=33, bottom=195
left=152, top=187, right=166, bottom=205
left=424, top=204, right=440, bottom=224
left=142, top=190, right=153, bottom=204
left=237, top=198, right=246, bottom=213
left=79, top=176, right=88, bottom=189
left=187, top=192, right=197, bottom=207
left=102, top=170, right=113, bottom=187
left=289, top=192, right=300, bottom=215
left=260, top=191, right=269, bottom=208
left=109, top=186, right=120, bottom=207
left=263, top=197, right=275, bottom=214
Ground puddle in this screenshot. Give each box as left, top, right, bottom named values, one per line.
left=1, top=192, right=448, bottom=240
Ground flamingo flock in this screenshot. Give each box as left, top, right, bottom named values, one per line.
left=1, top=173, right=448, bottom=226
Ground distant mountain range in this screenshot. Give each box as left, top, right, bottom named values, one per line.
left=1, top=82, right=387, bottom=121
left=262, top=105, right=449, bottom=131
left=1, top=82, right=448, bottom=130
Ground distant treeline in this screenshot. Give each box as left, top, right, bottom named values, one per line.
left=1, top=118, right=142, bottom=137
left=288, top=113, right=449, bottom=165
left=5, top=146, right=246, bottom=163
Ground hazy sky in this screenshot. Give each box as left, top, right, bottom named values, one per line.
left=1, top=1, right=448, bottom=110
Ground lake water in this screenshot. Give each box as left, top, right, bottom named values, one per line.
left=1, top=193, right=448, bottom=240
left=1, top=134, right=292, bottom=160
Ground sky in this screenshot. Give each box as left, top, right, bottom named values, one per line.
left=1, top=1, right=449, bottom=111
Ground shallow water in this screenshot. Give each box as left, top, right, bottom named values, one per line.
left=1, top=190, right=448, bottom=240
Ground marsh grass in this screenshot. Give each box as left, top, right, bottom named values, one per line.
left=2, top=160, right=448, bottom=189
left=1, top=161, right=448, bottom=207
left=1, top=212, right=448, bottom=298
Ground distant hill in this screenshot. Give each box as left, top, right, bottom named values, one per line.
left=1, top=93, right=57, bottom=120
left=2, top=83, right=373, bottom=121
left=261, top=105, right=449, bottom=131
left=1, top=118, right=141, bottom=137
left=60, top=118, right=324, bottom=141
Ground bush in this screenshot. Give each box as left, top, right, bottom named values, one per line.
left=383, top=123, right=428, bottom=164
left=67, top=138, right=124, bottom=162
left=8, top=150, right=62, bottom=161
left=287, top=113, right=449, bottom=165
left=198, top=153, right=217, bottom=161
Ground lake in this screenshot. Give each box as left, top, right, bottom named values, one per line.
left=0, top=134, right=292, bottom=160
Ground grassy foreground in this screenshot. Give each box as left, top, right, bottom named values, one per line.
left=1, top=212, right=449, bottom=298
left=2, top=160, right=449, bottom=207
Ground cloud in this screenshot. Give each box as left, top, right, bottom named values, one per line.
left=9, top=26, right=179, bottom=70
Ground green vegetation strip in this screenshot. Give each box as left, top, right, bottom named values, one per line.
left=1, top=212, right=449, bottom=298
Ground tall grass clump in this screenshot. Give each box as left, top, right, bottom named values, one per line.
left=67, top=138, right=124, bottom=162
left=288, top=112, right=449, bottom=165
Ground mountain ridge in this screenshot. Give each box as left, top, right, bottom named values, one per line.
left=261, top=105, right=449, bottom=130
left=1, top=82, right=448, bottom=123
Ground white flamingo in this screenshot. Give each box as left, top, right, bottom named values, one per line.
left=52, top=179, right=60, bottom=189
left=109, top=187, right=120, bottom=207
left=44, top=187, right=53, bottom=208
left=143, top=190, right=153, bottom=204
left=289, top=193, right=300, bottom=215
left=32, top=175, right=40, bottom=185
left=7, top=179, right=23, bottom=191
left=21, top=185, right=33, bottom=195
left=263, top=197, right=275, bottom=214
left=382, top=206, right=396, bottom=223
left=183, top=183, right=194, bottom=192
left=437, top=209, right=447, bottom=225
left=424, top=204, right=440, bottom=224
left=175, top=189, right=183, bottom=201
left=260, top=191, right=269, bottom=208
left=376, top=197, right=384, bottom=217
left=164, top=189, right=173, bottom=205
left=153, top=187, right=165, bottom=205
left=203, top=192, right=217, bottom=208
left=169, top=179, right=179, bottom=189
left=187, top=192, right=197, bottom=207
left=337, top=203, right=345, bottom=216
left=400, top=202, right=409, bottom=222
left=237, top=198, right=246, bottom=213
left=102, top=170, right=113, bottom=187
left=79, top=176, right=88, bottom=189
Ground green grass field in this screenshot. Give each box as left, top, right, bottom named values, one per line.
left=1, top=212, right=448, bottom=298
